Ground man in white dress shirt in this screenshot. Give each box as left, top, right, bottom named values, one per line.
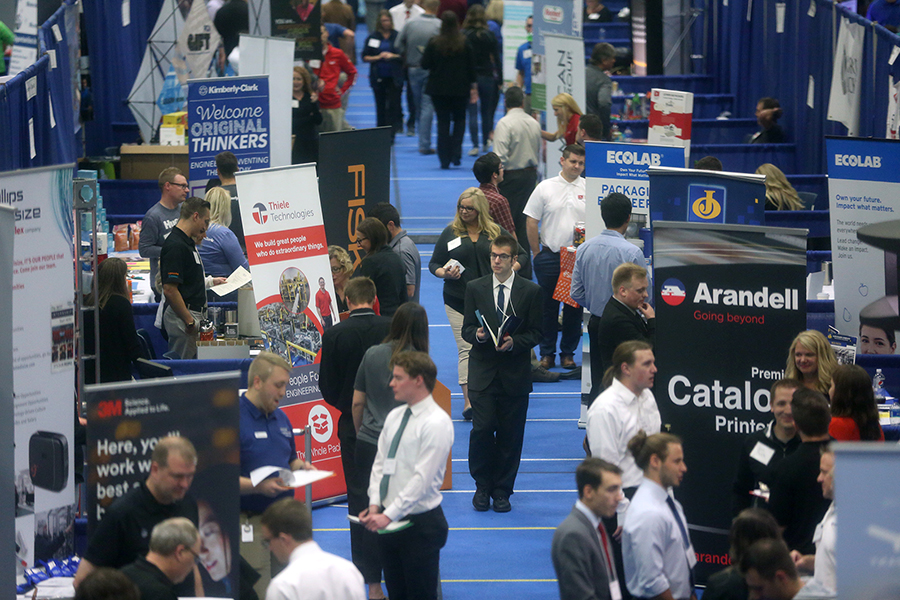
left=360, top=351, right=454, bottom=600
left=261, top=498, right=365, bottom=600
left=622, top=432, right=696, bottom=600
left=790, top=446, right=836, bottom=598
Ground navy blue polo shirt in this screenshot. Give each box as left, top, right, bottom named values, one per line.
left=239, top=393, right=297, bottom=514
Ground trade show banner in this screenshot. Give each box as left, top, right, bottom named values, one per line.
left=2, top=164, right=76, bottom=571
left=501, top=1, right=533, bottom=86
left=0, top=206, right=15, bottom=595
left=85, top=373, right=241, bottom=599
left=584, top=141, right=683, bottom=236
left=318, top=127, right=393, bottom=271
left=827, top=16, right=864, bottom=136
left=531, top=0, right=582, bottom=111
left=826, top=137, right=900, bottom=350
left=236, top=164, right=346, bottom=500
left=187, top=75, right=271, bottom=199
left=648, top=166, right=766, bottom=226
left=9, top=0, right=38, bottom=77
left=653, top=221, right=807, bottom=582
left=647, top=88, right=693, bottom=163
left=270, top=0, right=322, bottom=64
left=543, top=33, right=586, bottom=174
left=172, top=0, right=221, bottom=83
left=239, top=35, right=295, bottom=168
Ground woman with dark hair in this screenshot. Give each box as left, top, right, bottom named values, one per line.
left=702, top=508, right=781, bottom=600
left=291, top=66, right=323, bottom=164
left=354, top=217, right=408, bottom=316
left=750, top=97, right=785, bottom=144
left=462, top=5, right=499, bottom=155
left=349, top=302, right=429, bottom=600
left=362, top=10, right=404, bottom=137
left=421, top=11, right=476, bottom=169
left=84, top=257, right=143, bottom=383
left=828, top=364, right=885, bottom=441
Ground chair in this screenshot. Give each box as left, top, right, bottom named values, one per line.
left=135, top=328, right=155, bottom=360
left=797, top=191, right=818, bottom=210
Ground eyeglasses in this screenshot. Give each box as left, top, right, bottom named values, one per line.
left=490, top=253, right=511, bottom=261
left=172, top=182, right=190, bottom=190
left=331, top=266, right=343, bottom=273
left=184, top=547, right=202, bottom=564
left=357, top=235, right=368, bottom=243
left=457, top=205, right=477, bottom=213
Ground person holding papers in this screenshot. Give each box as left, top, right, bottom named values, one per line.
left=461, top=233, right=542, bottom=513
left=239, top=352, right=315, bottom=599
left=198, top=187, right=249, bottom=303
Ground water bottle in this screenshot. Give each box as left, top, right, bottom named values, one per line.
left=873, top=369, right=887, bottom=400
left=623, top=127, right=633, bottom=141
left=891, top=399, right=900, bottom=425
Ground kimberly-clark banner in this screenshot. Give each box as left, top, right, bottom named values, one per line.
left=85, top=373, right=241, bottom=598
left=187, top=75, right=271, bottom=198
left=3, top=164, right=76, bottom=570
left=531, top=0, right=582, bottom=111
left=235, top=164, right=346, bottom=500
left=584, top=141, right=683, bottom=236
left=653, top=221, right=807, bottom=583
left=826, top=137, right=900, bottom=349
left=648, top=167, right=766, bottom=226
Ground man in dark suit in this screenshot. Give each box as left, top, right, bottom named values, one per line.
left=462, top=234, right=543, bottom=513
left=596, top=262, right=655, bottom=377
left=552, top=458, right=624, bottom=600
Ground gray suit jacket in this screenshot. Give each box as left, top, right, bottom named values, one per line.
left=551, top=506, right=615, bottom=600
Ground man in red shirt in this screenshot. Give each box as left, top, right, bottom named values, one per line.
left=314, top=25, right=357, bottom=132
left=315, top=276, right=334, bottom=330
left=473, top=152, right=516, bottom=238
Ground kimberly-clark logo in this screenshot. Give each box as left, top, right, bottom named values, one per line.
left=198, top=85, right=208, bottom=96
left=688, top=184, right=725, bottom=223
left=661, top=279, right=686, bottom=306
left=252, top=203, right=268, bottom=225
left=542, top=5, right=564, bottom=23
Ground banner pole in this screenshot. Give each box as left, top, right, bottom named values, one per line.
left=392, top=143, right=401, bottom=215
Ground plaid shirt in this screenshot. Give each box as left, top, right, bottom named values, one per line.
left=479, top=183, right=516, bottom=235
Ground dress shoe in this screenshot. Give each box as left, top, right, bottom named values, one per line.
left=492, top=494, right=511, bottom=512
left=560, top=356, right=577, bottom=369
left=531, top=364, right=560, bottom=383
left=406, top=128, right=415, bottom=136
left=559, top=366, right=582, bottom=380
left=539, top=356, right=555, bottom=369
left=462, top=406, right=473, bottom=421
left=473, top=488, right=490, bottom=511
left=467, top=147, right=481, bottom=156
left=419, top=148, right=436, bottom=155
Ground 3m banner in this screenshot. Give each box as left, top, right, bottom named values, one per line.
left=653, top=221, right=807, bottom=582
left=85, top=373, right=241, bottom=598
left=531, top=0, right=582, bottom=111
left=584, top=141, right=683, bottom=235
left=318, top=128, right=392, bottom=271
left=826, top=137, right=900, bottom=352
left=187, top=75, right=271, bottom=198
left=501, top=1, right=532, bottom=86
left=270, top=0, right=322, bottom=63
left=827, top=16, right=864, bottom=136
left=236, top=163, right=346, bottom=500
left=648, top=167, right=766, bottom=226
left=2, top=164, right=76, bottom=571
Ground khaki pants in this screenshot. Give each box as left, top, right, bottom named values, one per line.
left=444, top=304, right=471, bottom=386
left=241, top=512, right=284, bottom=599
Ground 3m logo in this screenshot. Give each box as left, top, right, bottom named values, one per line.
left=688, top=184, right=725, bottom=223
left=252, top=203, right=268, bottom=225
left=97, top=400, right=123, bottom=418
left=661, top=279, right=686, bottom=306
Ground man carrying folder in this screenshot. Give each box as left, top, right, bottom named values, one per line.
left=462, top=234, right=543, bottom=512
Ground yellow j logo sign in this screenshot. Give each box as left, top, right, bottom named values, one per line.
left=692, top=190, right=722, bottom=219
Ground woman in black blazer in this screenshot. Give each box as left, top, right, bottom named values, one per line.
left=354, top=217, right=408, bottom=317
left=291, top=66, right=323, bottom=164
left=362, top=11, right=404, bottom=137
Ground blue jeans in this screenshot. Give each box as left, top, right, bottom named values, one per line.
left=533, top=248, right=581, bottom=359
left=467, top=74, right=497, bottom=147
left=408, top=66, right=434, bottom=152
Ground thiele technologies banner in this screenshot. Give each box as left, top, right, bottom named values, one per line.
left=187, top=75, right=271, bottom=198
left=653, top=221, right=807, bottom=582
left=85, top=374, right=241, bottom=598
left=236, top=164, right=346, bottom=500
left=648, top=167, right=766, bottom=226
left=1, top=165, right=76, bottom=570
left=318, top=128, right=392, bottom=271
left=531, top=0, right=582, bottom=111
left=826, top=137, right=900, bottom=350
left=584, top=141, right=683, bottom=236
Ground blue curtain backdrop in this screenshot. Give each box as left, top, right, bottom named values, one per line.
left=39, top=2, right=79, bottom=166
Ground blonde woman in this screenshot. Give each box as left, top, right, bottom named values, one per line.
left=197, top=187, right=249, bottom=302
left=542, top=93, right=582, bottom=146
left=328, top=245, right=354, bottom=313
left=429, top=188, right=527, bottom=418
left=756, top=163, right=803, bottom=210
left=785, top=330, right=838, bottom=395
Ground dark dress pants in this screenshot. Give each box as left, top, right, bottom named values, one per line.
left=588, top=313, right=603, bottom=401
left=350, top=439, right=383, bottom=583
left=338, top=413, right=358, bottom=505
left=532, top=248, right=582, bottom=359
left=497, top=167, right=537, bottom=255
left=432, top=95, right=467, bottom=168
left=468, top=380, right=529, bottom=497
left=601, top=486, right=638, bottom=600
left=373, top=77, right=403, bottom=133
left=378, top=506, right=448, bottom=600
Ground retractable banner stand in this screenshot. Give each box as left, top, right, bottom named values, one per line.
left=1, top=165, right=76, bottom=572
left=826, top=137, right=900, bottom=349
left=653, top=221, right=807, bottom=582
left=531, top=0, right=582, bottom=112
left=239, top=35, right=295, bottom=168
left=648, top=167, right=766, bottom=226
left=9, top=0, right=38, bottom=76
left=501, top=1, right=532, bottom=86
left=235, top=164, right=346, bottom=500
left=543, top=33, right=586, bottom=176
left=85, top=374, right=242, bottom=599
left=187, top=75, right=271, bottom=199
left=0, top=206, right=15, bottom=596
left=318, top=128, right=392, bottom=271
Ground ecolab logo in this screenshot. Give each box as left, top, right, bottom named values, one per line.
left=606, top=150, right=662, bottom=166
left=252, top=203, right=268, bottom=225
left=542, top=5, right=564, bottom=22
left=661, top=279, right=686, bottom=306
left=834, top=154, right=882, bottom=168
left=694, top=283, right=800, bottom=310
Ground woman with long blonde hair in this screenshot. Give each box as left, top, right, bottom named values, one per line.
left=198, top=187, right=249, bottom=301
left=756, top=163, right=803, bottom=210
left=542, top=93, right=582, bottom=145
left=785, top=330, right=838, bottom=395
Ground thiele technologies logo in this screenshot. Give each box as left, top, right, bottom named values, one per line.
left=308, top=405, right=334, bottom=443
left=688, top=184, right=725, bottom=223
left=661, top=279, right=686, bottom=306
left=252, top=202, right=268, bottom=225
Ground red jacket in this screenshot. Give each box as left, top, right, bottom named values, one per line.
left=314, top=45, right=357, bottom=110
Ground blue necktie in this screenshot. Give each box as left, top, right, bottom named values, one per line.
left=496, top=283, right=505, bottom=325
left=666, top=495, right=695, bottom=589
left=379, top=408, right=412, bottom=502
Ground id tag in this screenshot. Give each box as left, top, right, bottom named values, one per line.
left=254, top=431, right=268, bottom=439
left=241, top=524, right=253, bottom=542
left=383, top=459, right=397, bottom=475
left=368, top=38, right=381, bottom=48
left=447, top=237, right=462, bottom=251
left=749, top=442, right=775, bottom=465
left=292, top=99, right=300, bottom=108
left=193, top=251, right=201, bottom=264
left=609, top=581, right=622, bottom=600
left=686, top=547, right=697, bottom=568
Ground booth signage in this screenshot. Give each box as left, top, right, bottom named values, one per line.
left=648, top=167, right=766, bottom=226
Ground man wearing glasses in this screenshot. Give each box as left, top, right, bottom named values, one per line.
left=120, top=517, right=203, bottom=600
left=461, top=234, right=542, bottom=512
left=140, top=167, right=189, bottom=301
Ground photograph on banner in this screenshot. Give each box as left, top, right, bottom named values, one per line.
left=530, top=0, right=582, bottom=111
left=648, top=166, right=766, bottom=226
left=318, top=128, right=392, bottom=270
left=187, top=75, right=271, bottom=198
left=652, top=221, right=807, bottom=582
left=3, top=164, right=76, bottom=570
left=826, top=137, right=900, bottom=352
left=85, top=374, right=242, bottom=598
left=502, top=1, right=533, bottom=87
left=270, top=0, right=323, bottom=62
left=584, top=141, right=684, bottom=236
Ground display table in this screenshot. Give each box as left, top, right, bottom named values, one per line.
left=119, top=144, right=189, bottom=180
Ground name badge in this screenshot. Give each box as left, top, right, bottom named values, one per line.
left=193, top=251, right=201, bottom=265
left=254, top=431, right=268, bottom=439
left=686, top=547, right=697, bottom=569
left=523, top=49, right=532, bottom=59
left=813, top=520, right=824, bottom=545
left=383, top=458, right=397, bottom=475
left=368, top=38, right=382, bottom=48
left=292, top=99, right=300, bottom=108
left=447, top=236, right=462, bottom=251
left=609, top=582, right=622, bottom=600
left=749, top=441, right=775, bottom=465
left=241, top=524, right=253, bottom=542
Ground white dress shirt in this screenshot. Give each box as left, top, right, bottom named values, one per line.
left=797, top=503, right=836, bottom=596
left=493, top=107, right=542, bottom=170
left=623, top=478, right=695, bottom=600
left=492, top=272, right=514, bottom=317
left=265, top=541, right=366, bottom=600
left=389, top=2, right=424, bottom=33
left=587, top=378, right=661, bottom=489
left=523, top=173, right=587, bottom=252
left=368, top=395, right=454, bottom=522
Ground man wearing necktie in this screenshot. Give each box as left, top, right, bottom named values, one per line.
left=552, top=458, right=625, bottom=600
left=461, top=234, right=543, bottom=512
left=360, top=351, right=453, bottom=600
left=622, top=432, right=697, bottom=600
left=596, top=262, right=656, bottom=377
